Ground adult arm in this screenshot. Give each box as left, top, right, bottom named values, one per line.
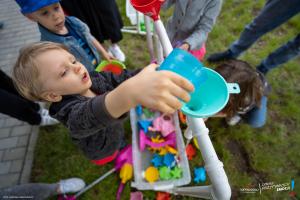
left=92, top=38, right=115, bottom=61
left=69, top=17, right=114, bottom=61
left=184, top=0, right=222, bottom=50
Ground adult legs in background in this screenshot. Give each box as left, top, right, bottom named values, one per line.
left=257, top=33, right=300, bottom=74
left=61, top=0, right=126, bottom=61
left=0, top=70, right=58, bottom=125
left=91, top=0, right=126, bottom=61
left=207, top=0, right=300, bottom=62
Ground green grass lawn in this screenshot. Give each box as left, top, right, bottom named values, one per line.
left=31, top=0, right=300, bottom=199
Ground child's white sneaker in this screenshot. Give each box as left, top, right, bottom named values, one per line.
left=226, top=114, right=242, bottom=126
left=108, top=44, right=126, bottom=62
left=39, top=108, right=59, bottom=126
left=58, top=178, right=85, bottom=194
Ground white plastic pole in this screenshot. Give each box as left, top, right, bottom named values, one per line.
left=153, top=20, right=173, bottom=55
left=136, top=10, right=141, bottom=34
left=171, top=185, right=212, bottom=199
left=121, top=28, right=146, bottom=35
left=187, top=117, right=231, bottom=200
left=149, top=17, right=231, bottom=200
left=144, top=15, right=155, bottom=61
left=75, top=168, right=116, bottom=198
left=153, top=33, right=164, bottom=64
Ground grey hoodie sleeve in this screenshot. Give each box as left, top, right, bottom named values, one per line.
left=66, top=93, right=127, bottom=139
left=184, top=0, right=222, bottom=50
left=53, top=69, right=141, bottom=139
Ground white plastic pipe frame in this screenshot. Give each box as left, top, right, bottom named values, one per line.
left=153, top=19, right=231, bottom=200
left=122, top=11, right=161, bottom=63
left=122, top=7, right=145, bottom=35
left=144, top=15, right=155, bottom=61
left=122, top=10, right=146, bottom=35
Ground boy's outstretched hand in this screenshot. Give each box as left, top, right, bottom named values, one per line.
left=129, top=63, right=194, bottom=114
left=105, top=64, right=194, bottom=118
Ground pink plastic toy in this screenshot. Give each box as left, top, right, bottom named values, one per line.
left=189, top=44, right=206, bottom=61
left=149, top=114, right=175, bottom=137
left=115, top=145, right=133, bottom=200
left=139, top=130, right=176, bottom=151
left=58, top=146, right=133, bottom=200
left=58, top=195, right=75, bottom=200
left=174, top=41, right=206, bottom=61
left=130, top=191, right=143, bottom=200
left=115, top=145, right=132, bottom=170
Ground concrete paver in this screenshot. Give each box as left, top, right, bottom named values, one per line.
left=0, top=162, right=11, bottom=175
left=0, top=128, right=10, bottom=139
left=10, top=160, right=23, bottom=173
left=0, top=0, right=40, bottom=189
left=17, top=135, right=29, bottom=148
left=0, top=138, right=18, bottom=150
left=3, top=147, right=27, bottom=161
left=0, top=174, right=19, bottom=188
left=11, top=126, right=32, bottom=137
left=0, top=151, right=4, bottom=160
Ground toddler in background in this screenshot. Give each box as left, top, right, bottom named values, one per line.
left=213, top=59, right=270, bottom=128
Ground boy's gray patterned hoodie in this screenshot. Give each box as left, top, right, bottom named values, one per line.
left=49, top=70, right=138, bottom=160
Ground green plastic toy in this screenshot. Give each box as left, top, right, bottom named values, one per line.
left=159, top=166, right=171, bottom=180
left=170, top=166, right=182, bottom=179
left=95, top=60, right=126, bottom=75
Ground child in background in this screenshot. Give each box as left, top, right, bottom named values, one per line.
left=13, top=42, right=194, bottom=165
left=61, top=0, right=126, bottom=62
left=15, top=0, right=114, bottom=72
left=213, top=59, right=270, bottom=128
left=162, top=0, right=222, bottom=60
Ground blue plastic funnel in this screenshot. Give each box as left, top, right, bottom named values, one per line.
left=181, top=67, right=240, bottom=118
left=158, top=49, right=240, bottom=118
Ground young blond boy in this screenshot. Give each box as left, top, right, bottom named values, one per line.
left=13, top=42, right=193, bottom=164
left=16, top=0, right=114, bottom=72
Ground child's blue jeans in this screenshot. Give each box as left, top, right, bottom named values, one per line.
left=244, top=96, right=268, bottom=128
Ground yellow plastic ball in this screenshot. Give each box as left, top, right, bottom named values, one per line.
left=144, top=166, right=159, bottom=183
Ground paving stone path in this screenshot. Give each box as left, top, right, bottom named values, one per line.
left=0, top=0, right=41, bottom=189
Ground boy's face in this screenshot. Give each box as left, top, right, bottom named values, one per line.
left=27, top=3, right=67, bottom=35
left=36, top=49, right=93, bottom=102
